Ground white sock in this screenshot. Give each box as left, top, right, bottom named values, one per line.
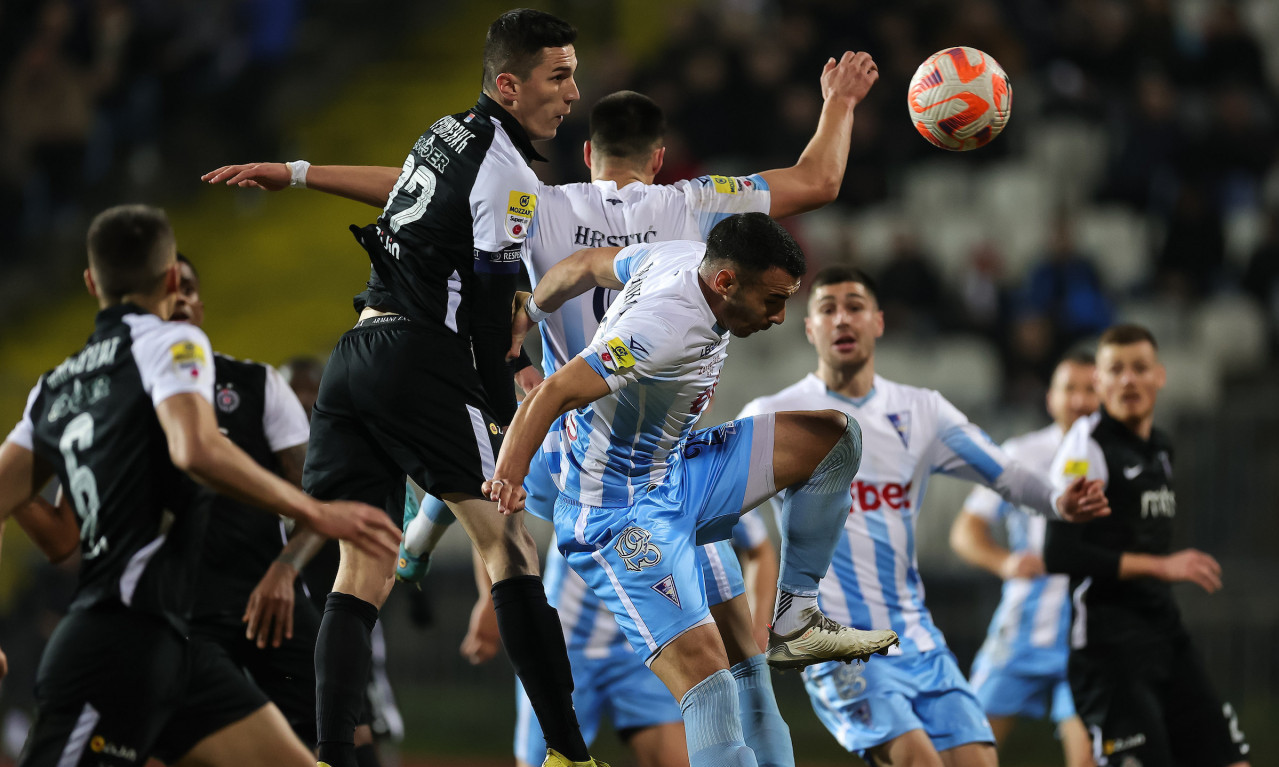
left=404, top=511, right=447, bottom=557
left=771, top=590, right=819, bottom=636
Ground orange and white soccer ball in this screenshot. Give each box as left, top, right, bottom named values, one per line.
left=907, top=47, right=1011, bottom=151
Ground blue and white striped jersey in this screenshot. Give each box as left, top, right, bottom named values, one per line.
left=740, top=373, right=1053, bottom=656
left=964, top=424, right=1072, bottom=674
left=526, top=175, right=769, bottom=375
left=523, top=177, right=769, bottom=653
left=554, top=241, right=727, bottom=508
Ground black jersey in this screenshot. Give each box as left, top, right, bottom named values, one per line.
left=191, top=354, right=310, bottom=619
left=351, top=94, right=545, bottom=425
left=1044, top=408, right=1181, bottom=649
left=6, top=305, right=217, bottom=632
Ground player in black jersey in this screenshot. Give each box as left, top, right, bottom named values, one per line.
left=0, top=205, right=400, bottom=767
left=208, top=11, right=600, bottom=767
left=1044, top=325, right=1250, bottom=767
left=170, top=254, right=326, bottom=747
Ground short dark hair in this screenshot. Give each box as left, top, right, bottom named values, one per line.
left=482, top=9, right=577, bottom=92
left=1058, top=346, right=1096, bottom=367
left=1098, top=323, right=1158, bottom=351
left=176, top=252, right=198, bottom=281
left=809, top=266, right=879, bottom=305
left=589, top=91, right=665, bottom=159
left=703, top=213, right=805, bottom=281
left=86, top=204, right=176, bottom=300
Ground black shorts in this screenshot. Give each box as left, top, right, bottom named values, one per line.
left=189, top=592, right=321, bottom=747
left=1069, top=633, right=1249, bottom=766
left=302, top=317, right=504, bottom=519
left=20, top=606, right=269, bottom=766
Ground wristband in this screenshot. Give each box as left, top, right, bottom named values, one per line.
left=286, top=160, right=310, bottom=189
left=525, top=293, right=551, bottom=323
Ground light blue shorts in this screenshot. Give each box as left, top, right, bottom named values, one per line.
left=970, top=662, right=1075, bottom=723
left=514, top=649, right=681, bottom=765
left=555, top=417, right=775, bottom=660
left=803, top=648, right=995, bottom=756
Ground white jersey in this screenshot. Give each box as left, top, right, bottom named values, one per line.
left=740, top=373, right=1055, bottom=656
left=554, top=241, right=727, bottom=508
left=964, top=424, right=1073, bottom=674
left=526, top=175, right=769, bottom=374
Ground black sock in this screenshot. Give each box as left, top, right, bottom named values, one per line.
left=316, top=592, right=379, bottom=767
left=492, top=575, right=589, bottom=762
left=354, top=743, right=380, bottom=767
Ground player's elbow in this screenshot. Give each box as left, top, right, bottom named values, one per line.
left=167, top=429, right=215, bottom=475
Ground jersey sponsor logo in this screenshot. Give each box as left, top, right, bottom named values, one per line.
left=603, top=337, right=635, bottom=371
left=90, top=736, right=137, bottom=762
left=215, top=384, right=241, bottom=414
left=886, top=412, right=912, bottom=448
left=850, top=480, right=912, bottom=512
left=573, top=225, right=658, bottom=248
left=681, top=421, right=733, bottom=458
left=1140, top=487, right=1175, bottom=518
left=506, top=190, right=538, bottom=241
left=614, top=525, right=662, bottom=571
left=709, top=175, right=742, bottom=194
left=1102, top=733, right=1146, bottom=756
left=1062, top=459, right=1089, bottom=477
left=170, top=341, right=207, bottom=379
left=652, top=574, right=681, bottom=607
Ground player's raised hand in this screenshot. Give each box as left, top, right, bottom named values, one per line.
left=310, top=500, right=402, bottom=557
left=201, top=162, right=291, bottom=191
left=1056, top=477, right=1110, bottom=522
left=821, top=50, right=879, bottom=107
left=482, top=476, right=527, bottom=516
left=1161, top=548, right=1223, bottom=593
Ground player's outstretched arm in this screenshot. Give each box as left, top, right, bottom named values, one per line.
left=11, top=493, right=79, bottom=564
left=759, top=50, right=879, bottom=218
left=484, top=357, right=612, bottom=515
left=531, top=246, right=625, bottom=312
left=201, top=162, right=400, bottom=208
left=156, top=392, right=401, bottom=557
left=1119, top=549, right=1223, bottom=593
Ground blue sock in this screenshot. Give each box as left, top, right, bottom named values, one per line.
left=680, top=669, right=758, bottom=767
left=776, top=415, right=862, bottom=596
left=730, top=655, right=793, bottom=767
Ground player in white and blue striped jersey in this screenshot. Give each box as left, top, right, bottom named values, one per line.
left=487, top=216, right=906, bottom=767
left=736, top=267, right=1108, bottom=767
left=950, top=350, right=1099, bottom=767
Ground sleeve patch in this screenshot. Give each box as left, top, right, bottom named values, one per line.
left=474, top=245, right=524, bottom=274
left=1062, top=459, right=1089, bottom=477
left=170, top=341, right=207, bottom=379
left=710, top=175, right=742, bottom=195
left=506, top=190, right=537, bottom=240
left=602, top=337, right=636, bottom=372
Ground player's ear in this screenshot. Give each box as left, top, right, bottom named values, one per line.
left=83, top=268, right=98, bottom=299
left=804, top=314, right=817, bottom=347
left=873, top=307, right=885, bottom=338
left=650, top=146, right=665, bottom=177
left=162, top=261, right=181, bottom=295
left=1154, top=360, right=1166, bottom=391
left=583, top=140, right=593, bottom=170
left=494, top=72, right=520, bottom=103
left=712, top=268, right=735, bottom=296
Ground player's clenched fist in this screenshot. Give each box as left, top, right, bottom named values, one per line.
left=821, top=50, right=879, bottom=107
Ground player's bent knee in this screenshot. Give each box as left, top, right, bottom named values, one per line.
left=650, top=623, right=730, bottom=702
left=334, top=541, right=396, bottom=605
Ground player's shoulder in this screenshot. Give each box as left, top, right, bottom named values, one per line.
left=124, top=313, right=210, bottom=353
left=873, top=374, right=948, bottom=410
left=1004, top=423, right=1062, bottom=456
left=1064, top=411, right=1104, bottom=442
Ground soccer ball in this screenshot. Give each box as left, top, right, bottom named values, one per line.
left=907, top=47, right=1011, bottom=151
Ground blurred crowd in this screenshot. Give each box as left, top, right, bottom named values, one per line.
left=0, top=0, right=300, bottom=266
